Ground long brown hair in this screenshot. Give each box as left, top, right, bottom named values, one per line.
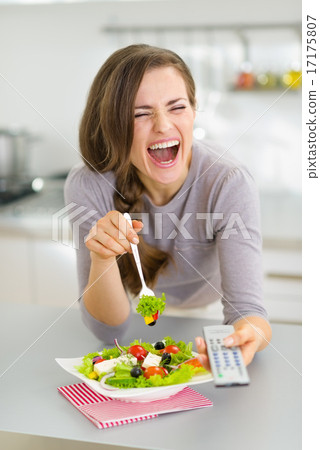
left=79, top=44, right=196, bottom=295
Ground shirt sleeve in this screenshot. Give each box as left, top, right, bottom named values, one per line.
left=64, top=164, right=132, bottom=343
left=212, top=167, right=269, bottom=324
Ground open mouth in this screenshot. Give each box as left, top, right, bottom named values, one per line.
left=147, top=140, right=180, bottom=165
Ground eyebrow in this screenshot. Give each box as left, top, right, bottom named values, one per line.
left=134, top=97, right=188, bottom=109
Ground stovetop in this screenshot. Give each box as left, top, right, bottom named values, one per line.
left=0, top=178, right=37, bottom=205
left=0, top=186, right=36, bottom=205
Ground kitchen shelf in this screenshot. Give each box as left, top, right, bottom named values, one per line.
left=102, top=22, right=301, bottom=33
left=230, top=87, right=301, bottom=93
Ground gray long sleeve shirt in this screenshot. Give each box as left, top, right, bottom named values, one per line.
left=64, top=140, right=268, bottom=343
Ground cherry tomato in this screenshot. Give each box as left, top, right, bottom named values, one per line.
left=143, top=366, right=167, bottom=379
left=164, top=345, right=180, bottom=354
left=161, top=367, right=169, bottom=376
left=128, top=345, right=148, bottom=361
left=182, top=358, right=203, bottom=368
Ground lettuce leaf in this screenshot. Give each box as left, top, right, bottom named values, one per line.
left=105, top=363, right=198, bottom=389
left=170, top=351, right=192, bottom=366
left=75, top=352, right=99, bottom=377
left=106, top=363, right=139, bottom=388
left=136, top=293, right=166, bottom=317
left=101, top=347, right=123, bottom=360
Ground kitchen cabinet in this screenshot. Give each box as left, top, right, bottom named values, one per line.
left=0, top=235, right=34, bottom=304
left=33, top=239, right=78, bottom=307
left=0, top=233, right=78, bottom=307
left=263, top=248, right=301, bottom=323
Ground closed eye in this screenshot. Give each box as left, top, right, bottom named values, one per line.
left=134, top=112, right=150, bottom=118
left=170, top=106, right=186, bottom=112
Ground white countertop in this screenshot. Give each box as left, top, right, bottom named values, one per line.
left=0, top=302, right=302, bottom=450
left=0, top=180, right=65, bottom=238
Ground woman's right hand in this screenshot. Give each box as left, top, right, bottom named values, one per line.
left=85, top=211, right=143, bottom=261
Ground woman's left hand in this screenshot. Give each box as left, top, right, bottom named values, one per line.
left=222, top=322, right=264, bottom=366
left=196, top=317, right=271, bottom=370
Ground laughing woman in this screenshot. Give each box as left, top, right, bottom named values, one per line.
left=64, top=44, right=271, bottom=367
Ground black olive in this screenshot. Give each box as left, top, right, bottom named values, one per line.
left=148, top=321, right=156, bottom=326
left=130, top=366, right=142, bottom=378
left=154, top=341, right=165, bottom=350
left=161, top=352, right=171, bottom=364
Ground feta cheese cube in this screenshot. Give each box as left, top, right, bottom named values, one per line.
left=142, top=353, right=162, bottom=369
left=94, top=359, right=117, bottom=376
left=94, top=354, right=138, bottom=376
left=118, top=354, right=138, bottom=366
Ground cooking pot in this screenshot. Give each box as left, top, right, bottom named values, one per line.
left=0, top=128, right=32, bottom=179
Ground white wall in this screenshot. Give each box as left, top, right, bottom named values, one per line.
left=0, top=0, right=301, bottom=177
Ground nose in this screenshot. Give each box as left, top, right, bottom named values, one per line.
left=152, top=110, right=172, bottom=133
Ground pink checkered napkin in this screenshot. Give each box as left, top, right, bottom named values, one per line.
left=58, top=382, right=212, bottom=429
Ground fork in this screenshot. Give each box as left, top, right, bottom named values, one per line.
left=123, top=213, right=155, bottom=299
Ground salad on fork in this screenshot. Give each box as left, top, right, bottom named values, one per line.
left=124, top=212, right=166, bottom=326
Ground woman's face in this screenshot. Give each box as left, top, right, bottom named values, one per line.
left=130, top=66, right=196, bottom=193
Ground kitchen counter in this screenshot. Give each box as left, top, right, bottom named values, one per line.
left=0, top=179, right=65, bottom=239
left=0, top=302, right=301, bottom=450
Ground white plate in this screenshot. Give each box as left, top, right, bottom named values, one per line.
left=56, top=355, right=213, bottom=402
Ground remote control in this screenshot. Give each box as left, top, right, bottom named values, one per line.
left=203, top=325, right=250, bottom=387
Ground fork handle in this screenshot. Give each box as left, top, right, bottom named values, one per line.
left=123, top=213, right=147, bottom=289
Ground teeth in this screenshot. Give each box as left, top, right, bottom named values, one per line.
left=160, top=160, right=173, bottom=164
left=149, top=140, right=179, bottom=150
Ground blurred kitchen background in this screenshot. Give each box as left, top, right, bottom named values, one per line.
left=0, top=0, right=301, bottom=323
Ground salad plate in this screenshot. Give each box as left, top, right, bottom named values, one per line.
left=56, top=337, right=214, bottom=402
left=56, top=356, right=213, bottom=402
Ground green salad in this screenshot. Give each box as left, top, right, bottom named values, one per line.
left=76, top=336, right=207, bottom=389
left=136, top=293, right=166, bottom=326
